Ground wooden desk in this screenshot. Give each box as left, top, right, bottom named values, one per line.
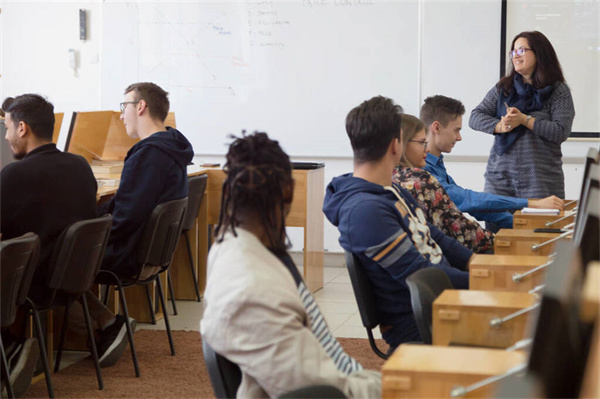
left=581, top=262, right=599, bottom=323
left=382, top=344, right=526, bottom=398
left=203, top=168, right=325, bottom=293
left=96, top=166, right=325, bottom=314
left=512, top=209, right=575, bottom=230
left=433, top=290, right=537, bottom=348
left=469, top=254, right=551, bottom=292
left=494, top=229, right=570, bottom=256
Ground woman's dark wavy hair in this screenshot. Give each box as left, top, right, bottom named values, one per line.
left=498, top=30, right=566, bottom=94
left=215, top=131, right=293, bottom=255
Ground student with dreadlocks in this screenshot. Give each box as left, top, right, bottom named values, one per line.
left=200, top=132, right=381, bottom=398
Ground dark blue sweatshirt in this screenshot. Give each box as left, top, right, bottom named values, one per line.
left=323, top=174, right=471, bottom=344
left=99, top=127, right=194, bottom=278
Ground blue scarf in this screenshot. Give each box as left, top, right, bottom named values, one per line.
left=493, top=75, right=554, bottom=155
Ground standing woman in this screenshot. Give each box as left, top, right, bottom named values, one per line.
left=393, top=114, right=494, bottom=254
left=469, top=31, right=575, bottom=199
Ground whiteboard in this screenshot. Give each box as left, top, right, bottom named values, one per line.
left=101, top=0, right=420, bottom=157
left=506, top=0, right=600, bottom=135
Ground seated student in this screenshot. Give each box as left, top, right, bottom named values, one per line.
left=1, top=94, right=97, bottom=397
left=201, top=132, right=381, bottom=399
left=323, top=96, right=471, bottom=350
left=82, top=82, right=194, bottom=367
left=393, top=114, right=495, bottom=254
left=420, top=95, right=563, bottom=231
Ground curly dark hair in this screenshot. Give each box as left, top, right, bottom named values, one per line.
left=498, top=31, right=565, bottom=93
left=215, top=131, right=293, bottom=255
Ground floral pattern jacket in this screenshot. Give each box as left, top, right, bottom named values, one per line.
left=393, top=165, right=494, bottom=254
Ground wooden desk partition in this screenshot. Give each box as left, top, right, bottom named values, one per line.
left=494, top=229, right=570, bottom=256
left=581, top=262, right=599, bottom=323
left=469, top=254, right=551, bottom=292
left=432, top=290, right=537, bottom=348
left=52, top=112, right=63, bottom=144
left=67, top=110, right=175, bottom=162
left=512, top=210, right=575, bottom=230
left=382, top=344, right=526, bottom=398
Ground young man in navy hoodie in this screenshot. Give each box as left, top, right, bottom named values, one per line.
left=85, top=82, right=194, bottom=367
left=323, top=96, right=472, bottom=351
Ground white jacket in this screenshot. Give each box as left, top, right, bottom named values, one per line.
left=200, top=228, right=381, bottom=398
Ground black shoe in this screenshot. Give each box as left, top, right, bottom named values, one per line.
left=97, top=315, right=136, bottom=367
left=2, top=338, right=39, bottom=398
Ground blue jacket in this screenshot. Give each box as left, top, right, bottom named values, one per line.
left=323, top=174, right=470, bottom=343
left=99, top=127, right=194, bottom=277
left=424, top=153, right=526, bottom=228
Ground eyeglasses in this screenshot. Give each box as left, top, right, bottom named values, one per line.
left=119, top=101, right=139, bottom=113
left=509, top=47, right=533, bottom=58
left=409, top=139, right=428, bottom=148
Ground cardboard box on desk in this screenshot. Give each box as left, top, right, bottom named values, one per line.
left=432, top=290, right=537, bottom=348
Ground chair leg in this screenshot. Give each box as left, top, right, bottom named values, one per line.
left=184, top=231, right=202, bottom=302
left=155, top=276, right=176, bottom=356
left=0, top=337, right=16, bottom=399
left=27, top=299, right=54, bottom=398
left=81, top=295, right=104, bottom=390
left=101, top=284, right=110, bottom=307
left=144, top=285, right=157, bottom=325
left=114, top=278, right=141, bottom=378
left=167, top=270, right=178, bottom=315
left=54, top=301, right=71, bottom=372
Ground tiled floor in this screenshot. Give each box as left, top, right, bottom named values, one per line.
left=138, top=266, right=380, bottom=340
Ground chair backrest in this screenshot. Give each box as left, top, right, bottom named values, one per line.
left=1, top=233, right=40, bottom=327
left=202, top=339, right=242, bottom=399
left=182, top=175, right=208, bottom=232
left=136, top=197, right=187, bottom=270
left=405, top=267, right=453, bottom=344
left=344, top=251, right=382, bottom=330
left=279, top=385, right=347, bottom=398
left=47, top=215, right=113, bottom=295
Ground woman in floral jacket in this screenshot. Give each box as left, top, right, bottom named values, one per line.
left=393, top=114, right=494, bottom=253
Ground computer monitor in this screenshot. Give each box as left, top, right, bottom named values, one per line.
left=573, top=164, right=599, bottom=243
left=526, top=241, right=595, bottom=398
left=575, top=147, right=600, bottom=205
left=64, top=111, right=78, bottom=153
left=573, top=188, right=599, bottom=268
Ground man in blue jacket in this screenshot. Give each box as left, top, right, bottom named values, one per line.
left=421, top=95, right=563, bottom=231
left=323, top=96, right=472, bottom=351
left=85, top=82, right=194, bottom=367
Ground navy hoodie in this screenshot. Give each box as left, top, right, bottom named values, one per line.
left=99, top=127, right=194, bottom=278
left=323, top=174, right=471, bottom=343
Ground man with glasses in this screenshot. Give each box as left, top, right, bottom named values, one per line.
left=1, top=94, right=97, bottom=397
left=421, top=95, right=563, bottom=232
left=82, top=82, right=194, bottom=367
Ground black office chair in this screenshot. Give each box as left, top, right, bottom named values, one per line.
left=405, top=267, right=454, bottom=345
left=343, top=251, right=389, bottom=359
left=203, top=339, right=349, bottom=399
left=202, top=339, right=242, bottom=399
left=97, top=197, right=188, bottom=376
left=30, top=215, right=113, bottom=391
left=165, top=174, right=208, bottom=315
left=0, top=233, right=53, bottom=398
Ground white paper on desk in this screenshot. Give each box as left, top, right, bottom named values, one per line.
left=96, top=178, right=120, bottom=187
left=521, top=207, right=560, bottom=215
